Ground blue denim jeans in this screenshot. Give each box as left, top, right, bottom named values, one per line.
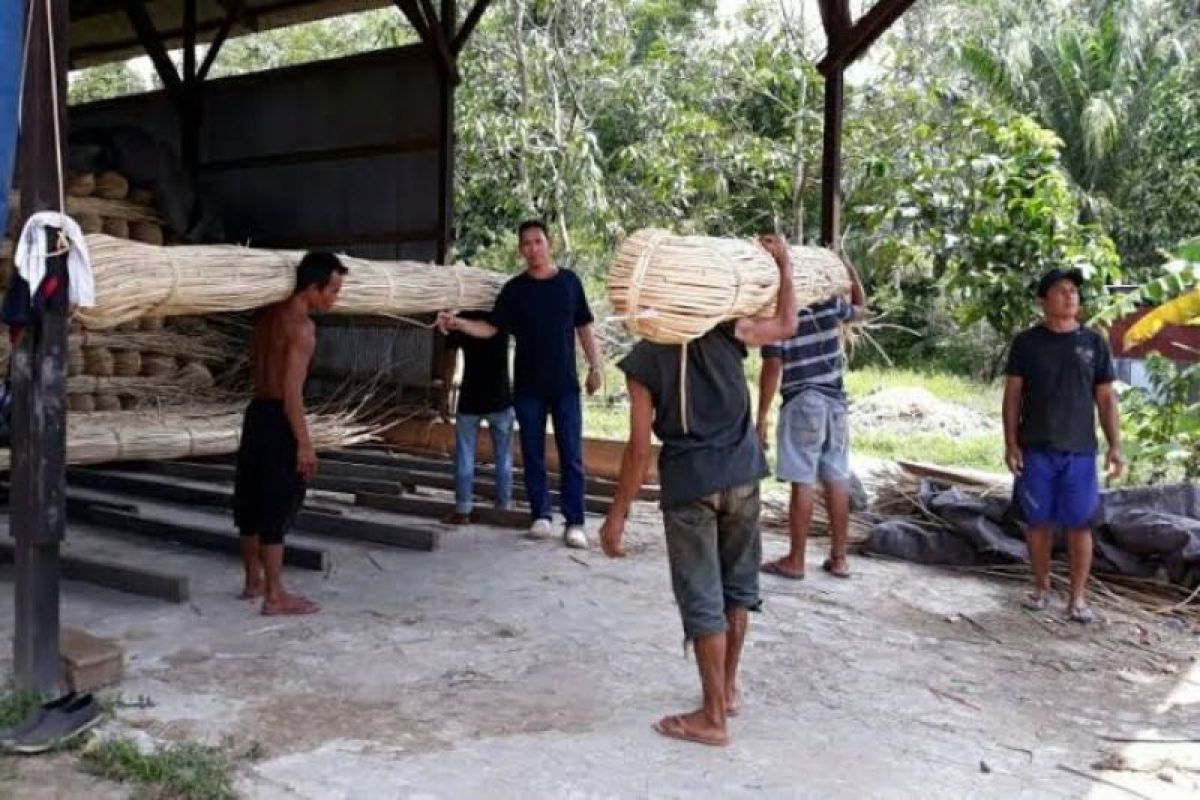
left=513, top=392, right=585, bottom=526
left=454, top=408, right=515, bottom=514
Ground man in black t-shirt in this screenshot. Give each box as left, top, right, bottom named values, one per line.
left=1003, top=267, right=1124, bottom=624
left=598, top=234, right=798, bottom=748
left=437, top=220, right=603, bottom=549
left=443, top=310, right=513, bottom=525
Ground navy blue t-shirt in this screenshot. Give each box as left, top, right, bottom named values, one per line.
left=489, top=268, right=594, bottom=399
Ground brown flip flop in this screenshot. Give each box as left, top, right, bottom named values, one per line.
left=822, top=558, right=851, bottom=579
left=761, top=560, right=805, bottom=580
left=261, top=595, right=320, bottom=616
left=652, top=715, right=729, bottom=747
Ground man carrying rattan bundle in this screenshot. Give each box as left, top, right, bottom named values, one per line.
left=437, top=220, right=603, bottom=549
left=598, top=234, right=798, bottom=747
left=235, top=251, right=346, bottom=616
left=758, top=254, right=867, bottom=581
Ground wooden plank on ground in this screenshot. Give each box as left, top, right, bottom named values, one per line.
left=0, top=541, right=189, bottom=603
left=353, top=491, right=526, bottom=529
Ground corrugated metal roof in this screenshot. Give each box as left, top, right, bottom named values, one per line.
left=69, top=1, right=394, bottom=67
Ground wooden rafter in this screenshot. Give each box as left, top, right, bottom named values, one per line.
left=453, top=0, right=494, bottom=53
left=818, top=0, right=920, bottom=75
left=119, top=0, right=182, bottom=99
left=198, top=0, right=243, bottom=81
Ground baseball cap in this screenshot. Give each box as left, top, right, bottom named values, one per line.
left=1036, top=268, right=1084, bottom=298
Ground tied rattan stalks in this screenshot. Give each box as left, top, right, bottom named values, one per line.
left=78, top=235, right=507, bottom=329
left=0, top=406, right=375, bottom=469
left=608, top=228, right=852, bottom=344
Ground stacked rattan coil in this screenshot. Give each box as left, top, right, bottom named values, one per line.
left=608, top=228, right=853, bottom=344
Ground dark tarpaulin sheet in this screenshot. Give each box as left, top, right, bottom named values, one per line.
left=865, top=481, right=1200, bottom=588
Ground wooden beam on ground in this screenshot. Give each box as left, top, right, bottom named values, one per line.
left=354, top=491, right=527, bottom=529
left=382, top=418, right=660, bottom=483
left=77, top=504, right=329, bottom=570
left=68, top=468, right=426, bottom=557
left=0, top=542, right=190, bottom=604
left=294, top=508, right=438, bottom=552
left=121, top=460, right=405, bottom=498
left=818, top=0, right=920, bottom=75
left=325, top=449, right=662, bottom=502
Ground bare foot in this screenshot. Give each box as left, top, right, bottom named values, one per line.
left=239, top=582, right=265, bottom=600
left=652, top=709, right=729, bottom=747
left=726, top=686, right=741, bottom=717
left=261, top=593, right=320, bottom=616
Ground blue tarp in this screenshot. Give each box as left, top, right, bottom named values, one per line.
left=0, top=2, right=25, bottom=229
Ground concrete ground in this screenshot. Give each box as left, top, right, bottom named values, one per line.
left=2, top=498, right=1198, bottom=799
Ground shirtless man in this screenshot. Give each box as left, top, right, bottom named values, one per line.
left=234, top=251, right=346, bottom=615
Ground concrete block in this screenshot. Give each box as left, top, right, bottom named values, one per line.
left=61, top=626, right=123, bottom=691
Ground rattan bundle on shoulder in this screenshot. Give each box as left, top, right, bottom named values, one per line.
left=78, top=235, right=507, bottom=329
left=608, top=228, right=852, bottom=344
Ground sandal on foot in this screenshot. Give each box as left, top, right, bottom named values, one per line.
left=652, top=715, right=729, bottom=747
left=822, top=558, right=850, bottom=578
left=1021, top=592, right=1049, bottom=612
left=261, top=595, right=320, bottom=616
left=1068, top=605, right=1095, bottom=625
left=760, top=560, right=805, bottom=580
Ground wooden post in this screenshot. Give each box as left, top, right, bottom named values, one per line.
left=12, top=0, right=69, bottom=694
left=819, top=68, right=844, bottom=249
left=430, top=1, right=458, bottom=392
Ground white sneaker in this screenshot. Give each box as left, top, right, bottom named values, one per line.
left=564, top=525, right=588, bottom=550
left=528, top=518, right=553, bottom=539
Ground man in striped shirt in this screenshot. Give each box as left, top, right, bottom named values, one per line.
left=757, top=257, right=866, bottom=579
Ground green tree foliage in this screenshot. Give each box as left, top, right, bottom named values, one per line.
left=68, top=62, right=148, bottom=105
left=957, top=0, right=1196, bottom=272
left=848, top=82, right=1120, bottom=351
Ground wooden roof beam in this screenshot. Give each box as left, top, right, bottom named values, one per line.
left=120, top=0, right=183, bottom=100
left=393, top=0, right=459, bottom=84
left=452, top=0, right=494, bottom=54
left=818, top=0, right=919, bottom=75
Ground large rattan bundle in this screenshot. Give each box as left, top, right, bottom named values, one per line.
left=608, top=228, right=852, bottom=344
left=0, top=406, right=375, bottom=469
left=77, top=235, right=507, bottom=329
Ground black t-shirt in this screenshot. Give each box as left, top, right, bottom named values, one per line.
left=447, top=310, right=511, bottom=416
left=489, top=268, right=594, bottom=399
left=618, top=324, right=769, bottom=509
left=1004, top=324, right=1116, bottom=453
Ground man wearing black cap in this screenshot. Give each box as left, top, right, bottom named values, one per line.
left=1002, top=267, right=1123, bottom=624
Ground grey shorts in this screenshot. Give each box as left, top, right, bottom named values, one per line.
left=776, top=390, right=851, bottom=485
left=661, top=483, right=762, bottom=640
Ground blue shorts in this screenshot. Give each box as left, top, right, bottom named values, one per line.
left=1016, top=449, right=1099, bottom=529
left=775, top=391, right=851, bottom=486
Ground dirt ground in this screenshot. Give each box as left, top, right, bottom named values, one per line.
left=2, top=498, right=1198, bottom=799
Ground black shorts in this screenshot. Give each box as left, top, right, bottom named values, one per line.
left=233, top=398, right=306, bottom=545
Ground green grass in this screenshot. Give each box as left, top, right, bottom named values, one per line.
left=80, top=738, right=236, bottom=800
left=853, top=431, right=1005, bottom=472
left=844, top=366, right=1002, bottom=414
left=584, top=363, right=1007, bottom=473
left=0, top=688, right=43, bottom=731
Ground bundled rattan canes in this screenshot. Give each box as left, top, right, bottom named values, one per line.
left=77, top=235, right=507, bottom=328
left=608, top=228, right=852, bottom=344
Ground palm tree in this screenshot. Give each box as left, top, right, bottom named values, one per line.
left=958, top=0, right=1192, bottom=217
